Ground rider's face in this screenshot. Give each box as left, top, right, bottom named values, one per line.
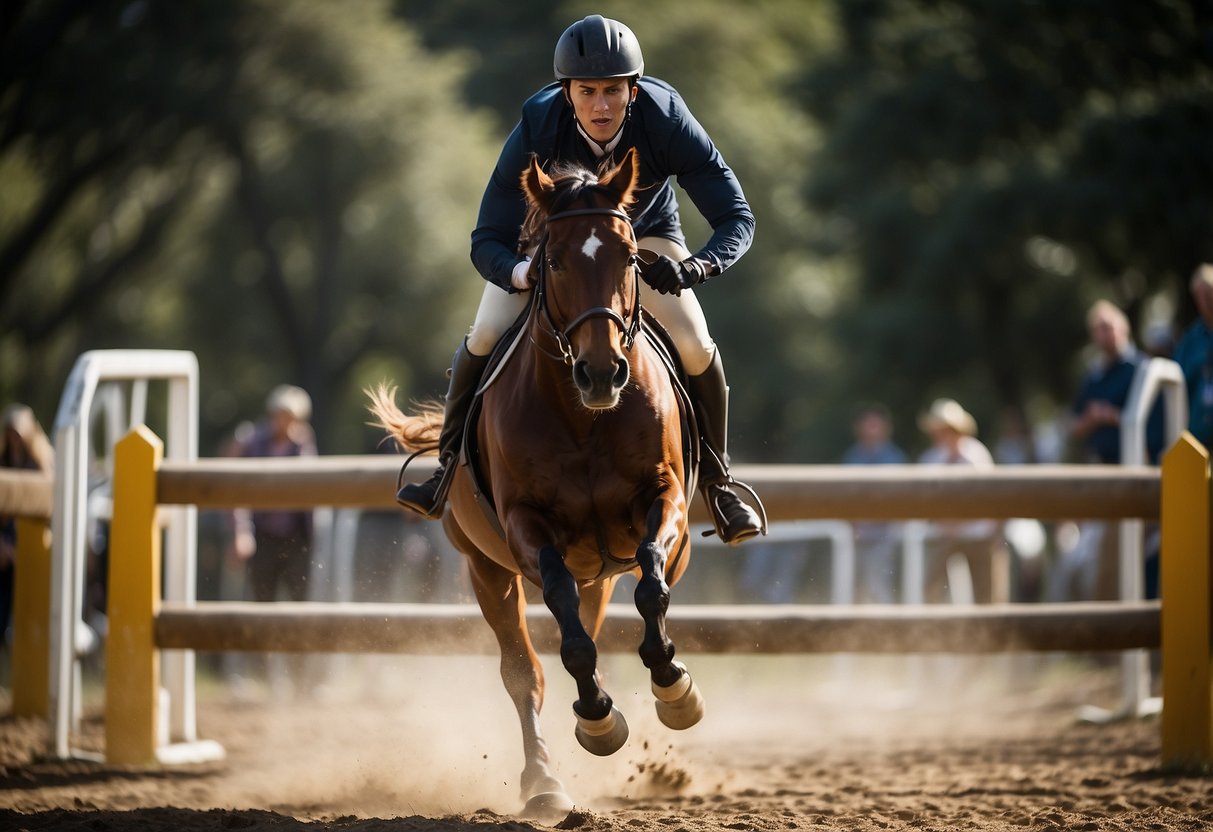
left=568, top=79, right=636, bottom=143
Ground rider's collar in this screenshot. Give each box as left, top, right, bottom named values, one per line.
left=575, top=119, right=625, bottom=159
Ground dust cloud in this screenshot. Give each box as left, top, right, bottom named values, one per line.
left=194, top=649, right=1107, bottom=817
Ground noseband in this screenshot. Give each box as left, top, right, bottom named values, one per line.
left=533, top=206, right=642, bottom=365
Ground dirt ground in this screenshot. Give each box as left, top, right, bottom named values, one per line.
left=1, top=653, right=1210, bottom=831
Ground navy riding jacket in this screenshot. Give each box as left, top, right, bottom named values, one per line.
left=471, top=77, right=755, bottom=292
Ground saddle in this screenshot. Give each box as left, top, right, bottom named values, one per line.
left=459, top=302, right=700, bottom=548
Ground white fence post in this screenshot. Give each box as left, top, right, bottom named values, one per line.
left=48, top=350, right=199, bottom=759
left=1101, top=357, right=1187, bottom=722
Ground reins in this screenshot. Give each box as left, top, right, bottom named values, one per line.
left=532, top=205, right=643, bottom=364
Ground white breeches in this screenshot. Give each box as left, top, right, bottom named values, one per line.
left=466, top=236, right=717, bottom=376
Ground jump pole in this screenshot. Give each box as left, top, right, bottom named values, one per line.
left=1160, top=432, right=1213, bottom=769
left=106, top=426, right=223, bottom=766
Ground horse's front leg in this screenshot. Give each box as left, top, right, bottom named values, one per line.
left=462, top=553, right=567, bottom=814
left=537, top=544, right=629, bottom=756
left=635, top=496, right=704, bottom=730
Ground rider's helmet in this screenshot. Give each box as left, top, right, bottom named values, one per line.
left=553, top=15, right=644, bottom=81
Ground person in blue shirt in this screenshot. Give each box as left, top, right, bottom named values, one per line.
left=396, top=14, right=764, bottom=544
left=1172, top=263, right=1213, bottom=447
left=1069, top=300, right=1165, bottom=465
left=841, top=405, right=907, bottom=603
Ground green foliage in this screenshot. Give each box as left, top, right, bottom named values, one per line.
left=795, top=0, right=1213, bottom=456
left=393, top=0, right=565, bottom=120
left=176, top=0, right=498, bottom=452
left=0, top=0, right=497, bottom=453
left=4, top=0, right=1210, bottom=466
left=561, top=0, right=837, bottom=460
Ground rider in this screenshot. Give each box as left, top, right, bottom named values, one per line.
left=396, top=14, right=765, bottom=545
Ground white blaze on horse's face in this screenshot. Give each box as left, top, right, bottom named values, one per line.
left=581, top=228, right=603, bottom=261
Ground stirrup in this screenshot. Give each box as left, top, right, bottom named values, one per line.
left=702, top=478, right=768, bottom=545
left=395, top=450, right=452, bottom=519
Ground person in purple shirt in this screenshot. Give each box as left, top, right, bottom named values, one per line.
left=231, top=385, right=317, bottom=603
left=396, top=15, right=764, bottom=544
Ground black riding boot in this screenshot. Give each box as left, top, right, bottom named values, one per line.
left=686, top=351, right=767, bottom=545
left=395, top=339, right=490, bottom=519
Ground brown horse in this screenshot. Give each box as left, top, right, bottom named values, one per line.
left=369, top=147, right=702, bottom=818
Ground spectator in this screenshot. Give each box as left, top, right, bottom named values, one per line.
left=1052, top=300, right=1165, bottom=602
left=0, top=405, right=54, bottom=670
left=993, top=406, right=1036, bottom=465
left=229, top=385, right=317, bottom=697
left=230, top=385, right=317, bottom=602
left=841, top=405, right=907, bottom=603
left=1068, top=299, right=1164, bottom=465
left=1173, top=263, right=1213, bottom=448
left=917, top=398, right=1004, bottom=604
left=0, top=403, right=55, bottom=473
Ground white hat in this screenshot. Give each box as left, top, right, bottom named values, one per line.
left=918, top=398, right=977, bottom=437
left=265, top=384, right=311, bottom=421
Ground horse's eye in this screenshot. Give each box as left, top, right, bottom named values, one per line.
left=547, top=258, right=560, bottom=272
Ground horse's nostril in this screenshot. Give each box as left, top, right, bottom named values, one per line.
left=613, top=358, right=629, bottom=388
left=573, top=359, right=592, bottom=392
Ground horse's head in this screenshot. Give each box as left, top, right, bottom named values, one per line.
left=520, top=148, right=641, bottom=410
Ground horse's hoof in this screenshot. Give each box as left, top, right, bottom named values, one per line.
left=653, top=661, right=705, bottom=730
left=521, top=790, right=575, bottom=823
left=574, top=704, right=629, bottom=756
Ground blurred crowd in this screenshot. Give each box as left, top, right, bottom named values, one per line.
left=737, top=262, right=1212, bottom=608
left=1, top=263, right=1211, bottom=699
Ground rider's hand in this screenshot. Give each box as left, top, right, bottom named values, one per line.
left=510, top=256, right=533, bottom=292
left=641, top=255, right=708, bottom=296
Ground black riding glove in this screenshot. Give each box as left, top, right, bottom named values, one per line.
left=642, top=255, right=709, bottom=296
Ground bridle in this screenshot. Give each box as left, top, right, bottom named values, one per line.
left=532, top=206, right=643, bottom=365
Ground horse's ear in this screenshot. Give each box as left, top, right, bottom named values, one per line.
left=520, top=153, right=555, bottom=213
left=600, top=147, right=639, bottom=208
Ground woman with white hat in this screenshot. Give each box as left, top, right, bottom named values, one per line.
left=917, top=399, right=1004, bottom=604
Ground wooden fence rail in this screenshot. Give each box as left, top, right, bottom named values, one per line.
left=155, top=457, right=1162, bottom=520
left=0, top=469, right=53, bottom=519
left=156, top=600, right=1161, bottom=656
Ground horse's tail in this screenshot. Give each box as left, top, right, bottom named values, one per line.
left=365, top=382, right=444, bottom=454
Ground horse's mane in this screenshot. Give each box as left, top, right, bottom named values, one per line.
left=518, top=157, right=633, bottom=253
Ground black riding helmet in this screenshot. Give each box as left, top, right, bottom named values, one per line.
left=553, top=15, right=644, bottom=80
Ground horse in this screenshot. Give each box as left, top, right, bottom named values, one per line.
left=368, top=146, right=703, bottom=819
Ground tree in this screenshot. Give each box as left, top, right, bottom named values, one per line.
left=795, top=0, right=1213, bottom=455
left=0, top=0, right=248, bottom=413
left=183, top=0, right=497, bottom=450
left=0, top=0, right=498, bottom=453
left=618, top=0, right=841, bottom=461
